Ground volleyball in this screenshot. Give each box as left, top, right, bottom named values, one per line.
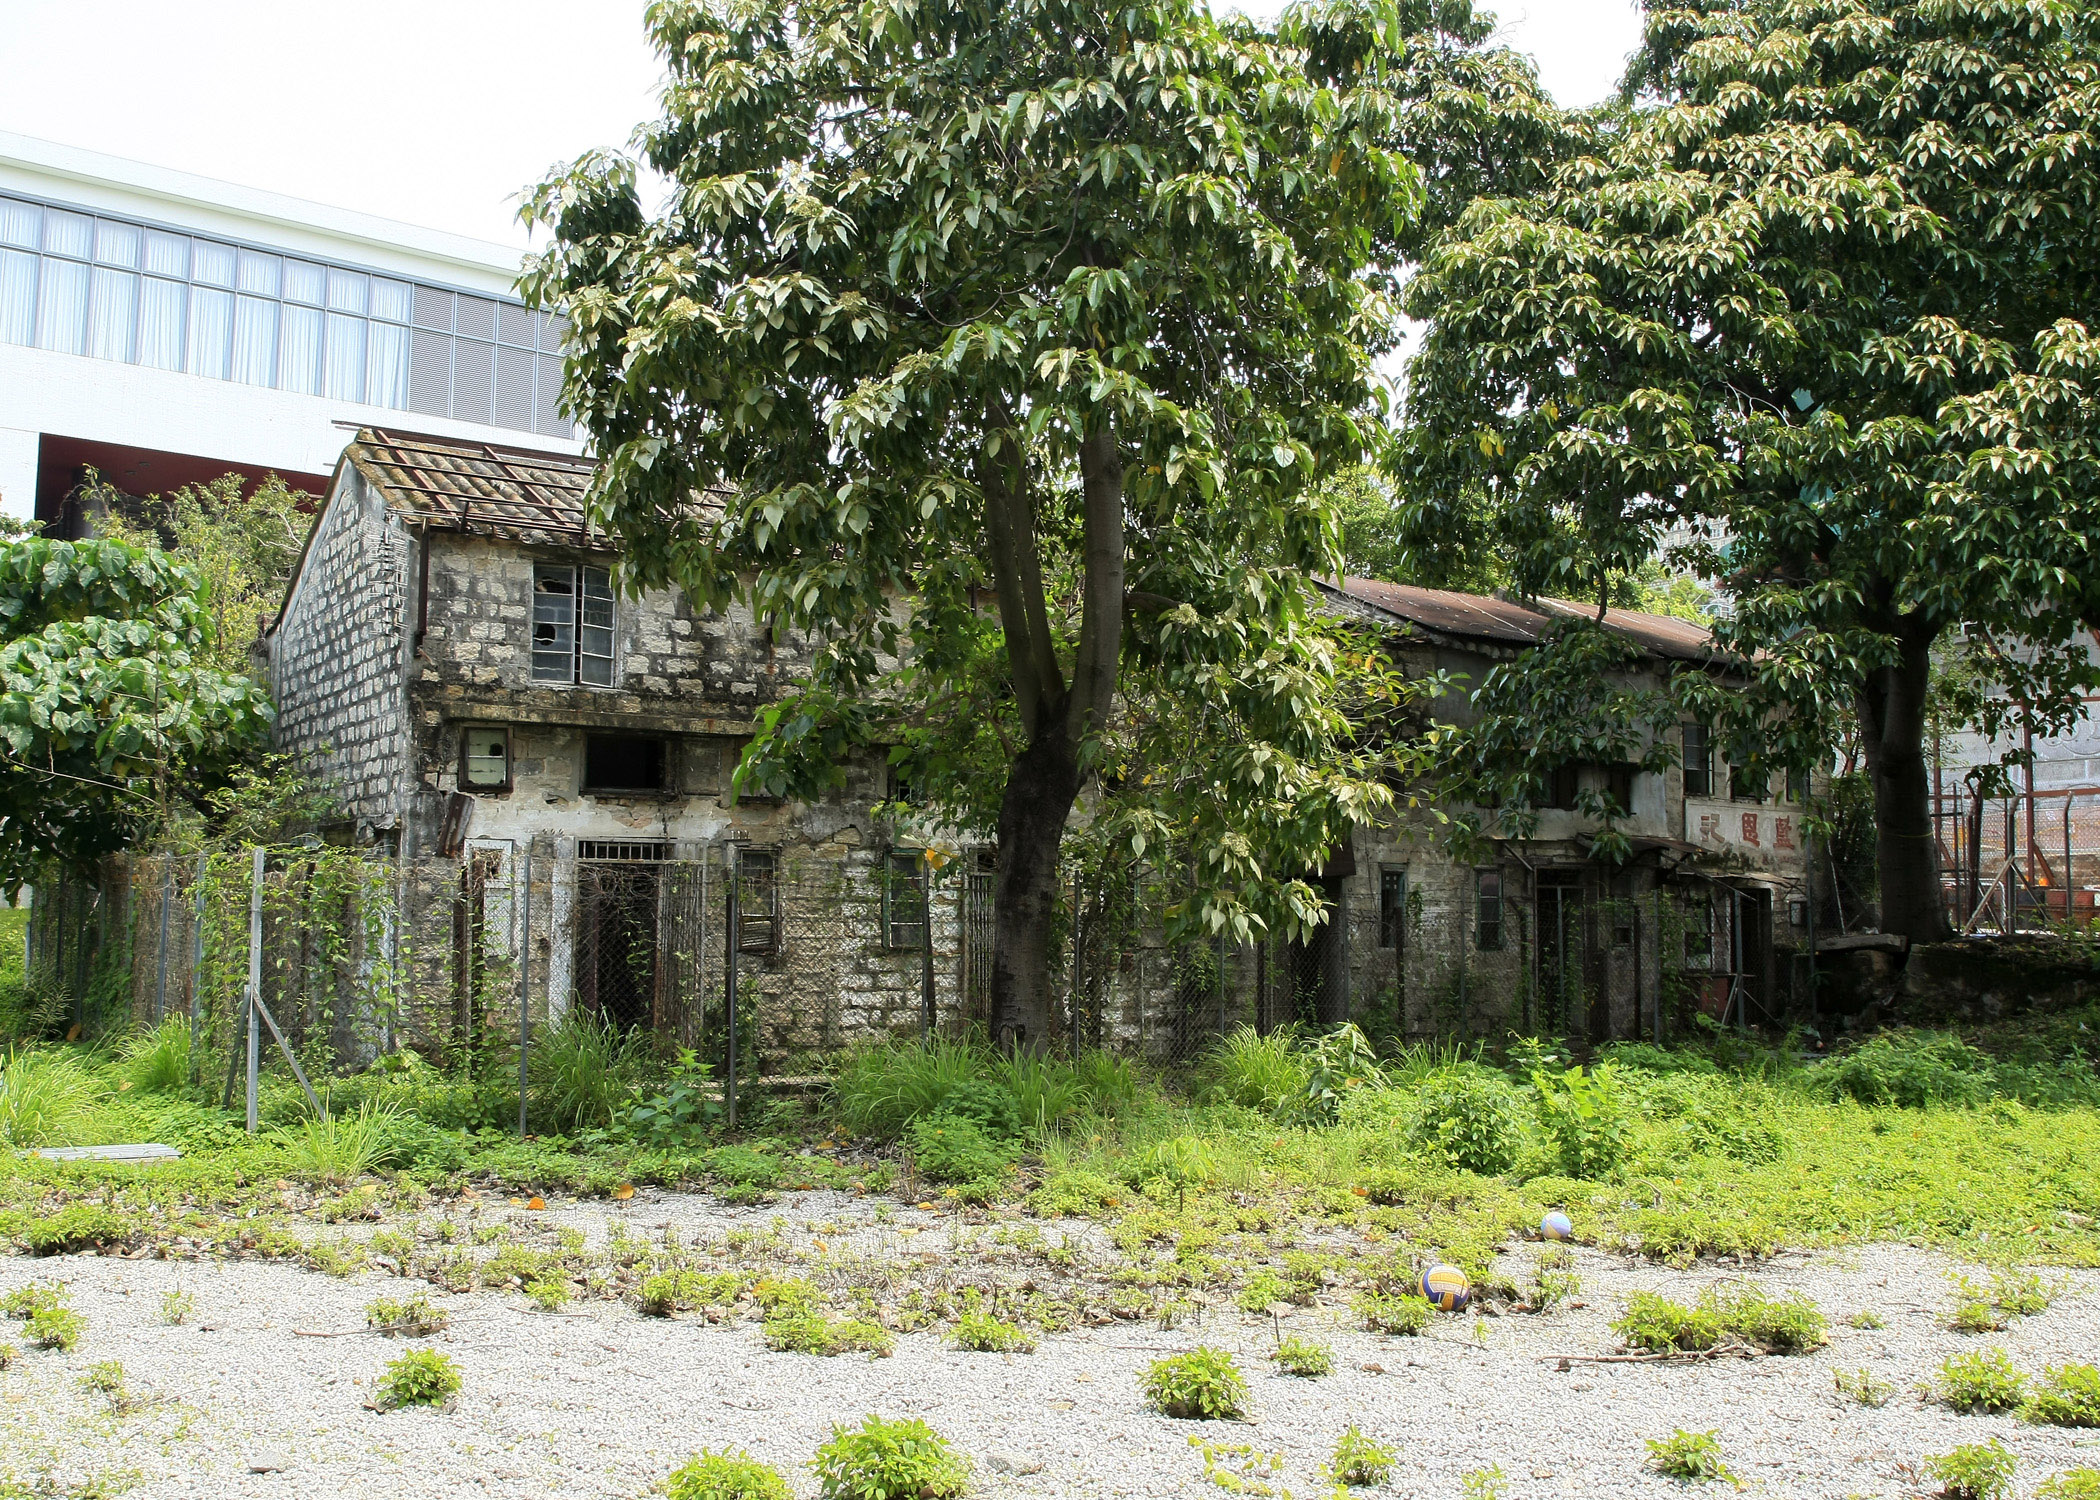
left=1421, top=1262, right=1470, bottom=1313
left=1541, top=1211, right=1574, bottom=1242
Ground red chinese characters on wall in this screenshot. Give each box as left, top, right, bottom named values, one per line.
left=1740, top=813, right=1761, bottom=846
left=1774, top=816, right=1794, bottom=851
left=1699, top=813, right=1722, bottom=844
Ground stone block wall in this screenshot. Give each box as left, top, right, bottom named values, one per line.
left=270, top=468, right=409, bottom=831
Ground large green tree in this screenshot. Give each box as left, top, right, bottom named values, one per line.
left=1397, top=0, right=2100, bottom=941
left=524, top=0, right=1478, bottom=1046
left=0, top=538, right=274, bottom=885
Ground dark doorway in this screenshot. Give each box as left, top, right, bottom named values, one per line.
left=1536, top=872, right=1589, bottom=1037
left=1732, top=886, right=1773, bottom=1024
left=579, top=860, right=662, bottom=1034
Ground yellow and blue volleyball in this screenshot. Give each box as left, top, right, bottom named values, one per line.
left=1421, top=1262, right=1470, bottom=1312
left=1541, top=1211, right=1574, bottom=1242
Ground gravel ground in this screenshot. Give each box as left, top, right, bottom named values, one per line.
left=1, top=1189, right=2096, bottom=1499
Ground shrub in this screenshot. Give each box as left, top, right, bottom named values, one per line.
left=1357, top=1292, right=1432, bottom=1336
left=1645, top=1429, right=1734, bottom=1484
left=1272, top=1335, right=1332, bottom=1377
left=2037, top=1470, right=2100, bottom=1500
left=1813, top=1029, right=1994, bottom=1108
left=618, top=1048, right=721, bottom=1149
left=906, top=1110, right=1012, bottom=1185
left=120, top=1018, right=192, bottom=1094
left=1407, top=1066, right=1526, bottom=1175
left=811, top=1415, right=970, bottom=1500
left=526, top=1276, right=571, bottom=1311
left=18, top=1205, right=129, bottom=1255
left=1330, top=1426, right=1394, bottom=1487
left=0, top=1046, right=100, bottom=1147
left=664, top=1449, right=792, bottom=1500
left=366, top=1292, right=447, bottom=1336
left=1237, top=1271, right=1287, bottom=1314
left=2026, top=1364, right=2100, bottom=1428
left=1532, top=1063, right=1630, bottom=1179
left=1925, top=1440, right=2017, bottom=1500
left=1143, top=1347, right=1250, bottom=1420
left=1936, top=1349, right=2028, bottom=1414
left=1833, top=1368, right=1894, bottom=1407
left=79, top=1359, right=130, bottom=1411
left=1614, top=1291, right=1723, bottom=1353
left=378, top=1347, right=461, bottom=1409
left=1, top=1284, right=66, bottom=1319
left=952, top=1309, right=1033, bottom=1353
left=160, top=1289, right=193, bottom=1326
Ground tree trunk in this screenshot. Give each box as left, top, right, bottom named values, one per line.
left=977, top=415, right=1125, bottom=1051
left=1855, top=625, right=1952, bottom=943
left=989, top=724, right=1084, bottom=1050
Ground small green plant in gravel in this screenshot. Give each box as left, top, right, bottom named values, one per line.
left=302, top=1237, right=367, bottom=1278
left=26, top=1304, right=82, bottom=1351
left=0, top=1343, right=15, bottom=1369
left=2025, top=1364, right=2100, bottom=1427
left=526, top=1275, right=571, bottom=1311
left=1925, top=1440, right=2017, bottom=1500
left=1948, top=1269, right=2055, bottom=1334
left=765, top=1310, right=894, bottom=1357
left=1, top=1284, right=66, bottom=1319
left=366, top=1291, right=447, bottom=1337
left=1528, top=1248, right=1579, bottom=1313
left=18, top=1204, right=129, bottom=1255
left=1144, top=1347, right=1250, bottom=1420
left=1462, top=1464, right=1509, bottom=1500
left=811, top=1415, right=969, bottom=1500
left=1329, top=1426, right=1395, bottom=1487
left=952, top=1308, right=1033, bottom=1353
left=1645, top=1429, right=1735, bottom=1484
left=1847, top=1308, right=1886, bottom=1330
left=664, top=1447, right=792, bottom=1500
left=377, top=1347, right=461, bottom=1409
left=1834, top=1368, right=1895, bottom=1407
left=1272, top=1335, right=1332, bottom=1377
left=370, top=1229, right=415, bottom=1267
left=1614, top=1284, right=1825, bottom=1354
left=159, top=1289, right=194, bottom=1326
left=2037, top=1470, right=2100, bottom=1500
left=1936, top=1349, right=2028, bottom=1414
left=1990, top=1268, right=2054, bottom=1316
left=641, top=1268, right=730, bottom=1317
left=1237, top=1270, right=1287, bottom=1314
left=1357, top=1291, right=1432, bottom=1336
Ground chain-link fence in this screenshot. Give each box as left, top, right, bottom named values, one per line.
left=1933, top=783, right=2100, bottom=931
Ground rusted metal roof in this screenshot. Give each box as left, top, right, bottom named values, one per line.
left=344, top=426, right=598, bottom=547
left=1326, top=577, right=1719, bottom=663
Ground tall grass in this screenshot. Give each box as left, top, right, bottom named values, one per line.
left=120, top=1017, right=193, bottom=1094
left=1194, top=1026, right=1314, bottom=1113
left=0, top=1045, right=102, bottom=1147
left=527, top=1012, right=654, bottom=1133
left=831, top=1034, right=1151, bottom=1139
left=275, top=1098, right=402, bottom=1182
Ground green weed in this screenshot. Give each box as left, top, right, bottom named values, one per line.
left=27, top=1304, right=83, bottom=1350
left=2036, top=1470, right=2100, bottom=1500
left=1408, top=1065, right=1527, bottom=1175
left=1645, top=1429, right=1734, bottom=1484
left=119, top=1019, right=192, bottom=1094
left=1833, top=1367, right=1894, bottom=1407
left=1613, top=1283, right=1825, bottom=1354
left=951, top=1309, right=1033, bottom=1353
left=366, top=1291, right=447, bottom=1336
left=0, top=1046, right=100, bottom=1147
left=1925, top=1440, right=2017, bottom=1500
left=811, top=1415, right=969, bottom=1500
left=1271, top=1335, right=1332, bottom=1377
left=664, top=1448, right=792, bottom=1500
left=2025, top=1364, right=2100, bottom=1428
left=1461, top=1464, right=1510, bottom=1500
left=17, top=1204, right=129, bottom=1255
left=763, top=1310, right=893, bottom=1357
left=1237, top=1270, right=1287, bottom=1314
left=1144, top=1347, right=1249, bottom=1420
left=1329, top=1425, right=1395, bottom=1487
left=1357, top=1291, right=1432, bottom=1336
left=159, top=1289, right=193, bottom=1325
left=1528, top=1247, right=1579, bottom=1312
left=1935, top=1349, right=2028, bottom=1413
left=275, top=1099, right=401, bottom=1183
left=377, top=1347, right=460, bottom=1408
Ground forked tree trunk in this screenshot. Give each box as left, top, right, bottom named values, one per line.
left=1855, top=623, right=1953, bottom=944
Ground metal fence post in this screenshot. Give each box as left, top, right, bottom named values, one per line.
left=246, top=846, right=263, bottom=1134
left=724, top=842, right=740, bottom=1130
left=518, top=845, right=532, bottom=1138
left=190, top=854, right=208, bottom=1082
left=920, top=854, right=937, bottom=1039
left=153, top=860, right=172, bottom=1025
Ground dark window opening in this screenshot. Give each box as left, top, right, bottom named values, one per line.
left=1730, top=763, right=1768, bottom=803
left=1682, top=723, right=1713, bottom=798
left=1546, top=762, right=1581, bottom=810
left=583, top=734, right=665, bottom=793
left=1786, top=767, right=1810, bottom=804
left=1476, top=869, right=1504, bottom=951
left=1605, top=762, right=1636, bottom=817
left=1378, top=867, right=1407, bottom=950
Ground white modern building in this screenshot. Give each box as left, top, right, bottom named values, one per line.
left=0, top=131, right=580, bottom=528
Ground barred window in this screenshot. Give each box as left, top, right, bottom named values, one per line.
left=736, top=848, right=778, bottom=955
left=885, top=849, right=928, bottom=950
left=1378, top=867, right=1406, bottom=950
left=531, top=563, right=615, bottom=685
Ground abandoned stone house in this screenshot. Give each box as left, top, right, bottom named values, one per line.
left=262, top=427, right=1815, bottom=1065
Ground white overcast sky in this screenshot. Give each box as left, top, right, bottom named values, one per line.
left=0, top=0, right=1644, bottom=253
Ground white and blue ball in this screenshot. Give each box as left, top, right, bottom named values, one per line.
left=1421, top=1262, right=1470, bottom=1313
left=1541, top=1210, right=1574, bottom=1242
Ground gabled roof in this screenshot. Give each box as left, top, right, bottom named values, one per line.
left=1322, top=576, right=1719, bottom=664
left=343, top=426, right=597, bottom=547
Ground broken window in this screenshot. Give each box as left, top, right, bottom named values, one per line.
left=885, top=849, right=929, bottom=950
left=582, top=734, right=665, bottom=793
left=460, top=726, right=509, bottom=790
left=1682, top=723, right=1714, bottom=797
left=531, top=562, right=615, bottom=685
left=1475, top=869, right=1504, bottom=951
left=735, top=848, right=778, bottom=954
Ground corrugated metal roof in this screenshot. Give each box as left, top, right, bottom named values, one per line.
left=344, top=426, right=597, bottom=546
left=1327, top=577, right=1718, bottom=663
